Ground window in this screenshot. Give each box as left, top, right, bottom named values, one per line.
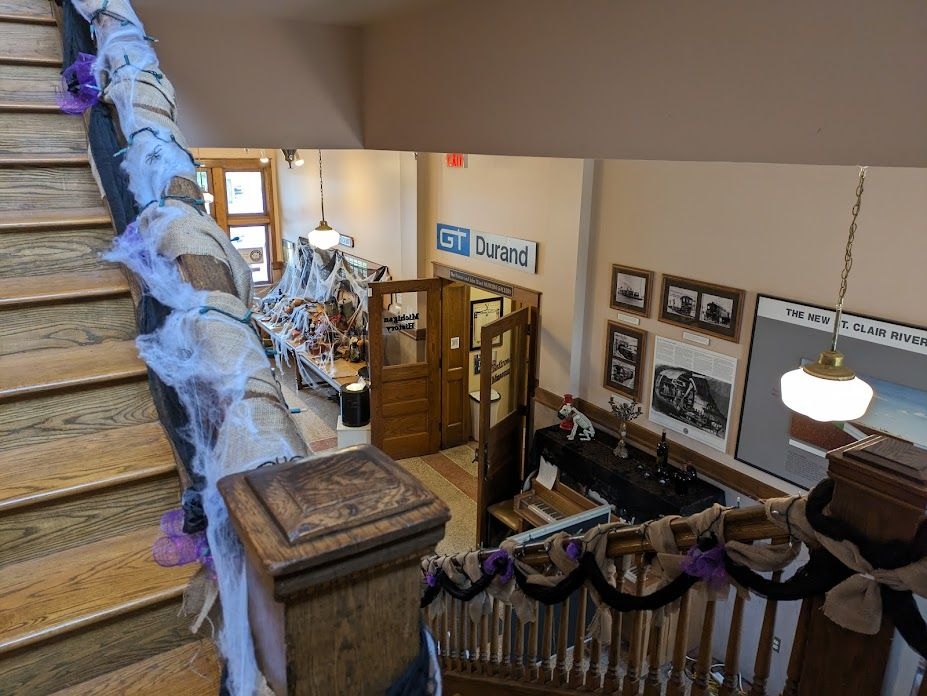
left=196, top=159, right=277, bottom=284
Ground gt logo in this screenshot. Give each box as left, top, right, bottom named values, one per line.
left=437, top=224, right=470, bottom=256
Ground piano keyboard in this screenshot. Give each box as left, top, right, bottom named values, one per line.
left=523, top=496, right=566, bottom=523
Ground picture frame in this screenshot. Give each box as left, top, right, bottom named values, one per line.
left=610, top=264, right=654, bottom=317
left=470, top=297, right=504, bottom=351
left=659, top=275, right=745, bottom=342
left=604, top=321, right=646, bottom=400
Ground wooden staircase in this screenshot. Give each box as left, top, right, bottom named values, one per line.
left=0, top=2, right=220, bottom=693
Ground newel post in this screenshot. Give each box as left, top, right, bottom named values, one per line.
left=219, top=444, right=449, bottom=695
left=797, top=434, right=927, bottom=696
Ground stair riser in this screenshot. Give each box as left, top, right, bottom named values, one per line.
left=0, top=64, right=59, bottom=107
left=0, top=21, right=60, bottom=65
left=0, top=473, right=180, bottom=565
left=0, top=598, right=199, bottom=696
left=0, top=227, right=115, bottom=278
left=0, top=296, right=136, bottom=355
left=0, top=379, right=159, bottom=453
left=0, top=166, right=101, bottom=212
left=0, top=0, right=55, bottom=22
left=0, top=112, right=87, bottom=156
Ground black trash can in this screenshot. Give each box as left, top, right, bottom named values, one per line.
left=341, top=381, right=370, bottom=427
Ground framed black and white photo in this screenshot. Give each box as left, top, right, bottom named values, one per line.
left=470, top=297, right=504, bottom=351
left=610, top=264, right=654, bottom=317
left=659, top=275, right=745, bottom=342
left=604, top=321, right=646, bottom=400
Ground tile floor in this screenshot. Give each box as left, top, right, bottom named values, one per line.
left=278, top=365, right=478, bottom=554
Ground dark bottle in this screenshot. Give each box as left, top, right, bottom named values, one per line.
left=656, top=431, right=669, bottom=468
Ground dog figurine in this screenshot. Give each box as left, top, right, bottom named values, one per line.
left=558, top=402, right=595, bottom=441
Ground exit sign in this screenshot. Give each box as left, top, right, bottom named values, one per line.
left=445, top=153, right=467, bottom=168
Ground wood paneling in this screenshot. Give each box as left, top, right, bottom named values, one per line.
left=0, top=228, right=115, bottom=278
left=381, top=377, right=427, bottom=402
left=381, top=396, right=428, bottom=418
left=0, top=21, right=60, bottom=64
left=0, top=166, right=101, bottom=212
left=441, top=281, right=468, bottom=447
left=0, top=113, right=86, bottom=155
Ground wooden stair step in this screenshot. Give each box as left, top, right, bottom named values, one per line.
left=0, top=340, right=147, bottom=401
left=0, top=153, right=89, bottom=167
left=0, top=64, right=61, bottom=109
left=0, top=422, right=174, bottom=512
left=50, top=640, right=221, bottom=696
left=0, top=165, right=101, bottom=212
left=0, top=268, right=128, bottom=307
left=0, top=0, right=56, bottom=23
left=0, top=226, right=115, bottom=279
left=0, top=112, right=88, bottom=156
left=0, top=526, right=197, bottom=654
left=0, top=20, right=61, bottom=66
left=0, top=205, right=112, bottom=232
left=0, top=379, right=157, bottom=454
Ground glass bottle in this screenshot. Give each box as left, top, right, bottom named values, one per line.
left=655, top=431, right=669, bottom=481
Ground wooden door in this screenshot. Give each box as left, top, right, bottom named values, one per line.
left=369, top=278, right=442, bottom=460
left=441, top=282, right=469, bottom=448
left=476, top=306, right=535, bottom=546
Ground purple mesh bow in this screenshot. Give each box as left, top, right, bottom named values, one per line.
left=681, top=544, right=729, bottom=590
left=565, top=539, right=583, bottom=562
left=482, top=549, right=514, bottom=585
left=425, top=571, right=438, bottom=587
left=56, top=53, right=100, bottom=114
left=152, top=508, right=211, bottom=573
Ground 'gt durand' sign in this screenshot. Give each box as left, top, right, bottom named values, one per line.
left=437, top=223, right=538, bottom=274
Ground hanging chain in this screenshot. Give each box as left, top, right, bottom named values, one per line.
left=836, top=167, right=867, bottom=309
left=318, top=149, right=326, bottom=221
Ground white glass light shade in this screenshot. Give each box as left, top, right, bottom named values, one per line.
left=780, top=367, right=874, bottom=422
left=308, top=222, right=339, bottom=250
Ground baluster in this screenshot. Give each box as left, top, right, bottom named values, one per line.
left=585, top=634, right=602, bottom=692
left=480, top=606, right=490, bottom=674
left=781, top=598, right=813, bottom=696
left=570, top=585, right=589, bottom=687
left=603, top=606, right=623, bottom=693
left=490, top=597, right=502, bottom=675
left=451, top=598, right=461, bottom=672
left=538, top=603, right=554, bottom=683
left=514, top=614, right=526, bottom=680
left=666, top=590, right=692, bottom=696
left=691, top=599, right=717, bottom=696
left=719, top=592, right=746, bottom=696
left=553, top=598, right=571, bottom=686
left=469, top=611, right=479, bottom=673
left=748, top=570, right=782, bottom=696
left=643, top=608, right=665, bottom=696
left=440, top=594, right=451, bottom=671
left=501, top=602, right=512, bottom=678
left=527, top=610, right=540, bottom=681
left=622, top=555, right=646, bottom=696
left=459, top=600, right=470, bottom=672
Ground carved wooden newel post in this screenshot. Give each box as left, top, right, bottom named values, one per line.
left=220, top=444, right=450, bottom=695
left=797, top=435, right=927, bottom=696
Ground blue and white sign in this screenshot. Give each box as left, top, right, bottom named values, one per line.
left=436, top=223, right=538, bottom=274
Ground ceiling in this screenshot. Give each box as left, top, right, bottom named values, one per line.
left=131, top=0, right=444, bottom=24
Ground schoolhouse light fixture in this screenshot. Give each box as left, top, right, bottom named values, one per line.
left=307, top=149, right=340, bottom=250
left=281, top=148, right=304, bottom=168
left=780, top=167, right=874, bottom=422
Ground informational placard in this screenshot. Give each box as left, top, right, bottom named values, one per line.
left=736, top=295, right=927, bottom=489
left=649, top=336, right=737, bottom=452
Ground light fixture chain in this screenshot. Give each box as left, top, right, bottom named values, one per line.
left=837, top=167, right=867, bottom=309
left=318, top=149, right=325, bottom=221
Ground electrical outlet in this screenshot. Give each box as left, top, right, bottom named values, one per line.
left=772, top=636, right=781, bottom=653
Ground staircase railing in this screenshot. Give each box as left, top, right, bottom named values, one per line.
left=420, top=434, right=927, bottom=696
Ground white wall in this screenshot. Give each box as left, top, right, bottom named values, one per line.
left=420, top=153, right=587, bottom=397
left=276, top=149, right=405, bottom=275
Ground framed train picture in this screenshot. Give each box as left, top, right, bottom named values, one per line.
left=610, top=264, right=654, bottom=317
left=604, top=321, right=646, bottom=400
left=659, top=275, right=745, bottom=342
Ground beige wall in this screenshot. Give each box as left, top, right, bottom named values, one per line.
left=276, top=149, right=405, bottom=275
left=363, top=0, right=927, bottom=167
left=420, top=153, right=587, bottom=397
left=582, top=161, right=927, bottom=492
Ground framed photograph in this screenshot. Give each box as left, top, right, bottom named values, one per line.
left=659, top=275, right=745, bottom=342
left=470, top=297, right=504, bottom=351
left=604, top=321, right=646, bottom=400
left=610, top=264, right=654, bottom=317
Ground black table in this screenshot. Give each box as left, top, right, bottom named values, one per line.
left=531, top=424, right=725, bottom=523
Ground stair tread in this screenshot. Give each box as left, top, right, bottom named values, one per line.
left=0, top=21, right=61, bottom=65
left=0, top=268, right=129, bottom=306
left=0, top=153, right=89, bottom=166
left=0, top=526, right=197, bottom=653
left=0, top=0, right=55, bottom=22
left=0, top=340, right=147, bottom=400
left=51, top=640, right=221, bottom=696
left=0, top=205, right=112, bottom=231
left=0, top=422, right=175, bottom=512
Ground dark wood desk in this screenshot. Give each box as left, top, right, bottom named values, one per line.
left=531, top=425, right=725, bottom=523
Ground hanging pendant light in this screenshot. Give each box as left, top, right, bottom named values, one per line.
left=281, top=148, right=304, bottom=169
left=307, top=149, right=340, bottom=250
left=780, top=167, right=874, bottom=422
